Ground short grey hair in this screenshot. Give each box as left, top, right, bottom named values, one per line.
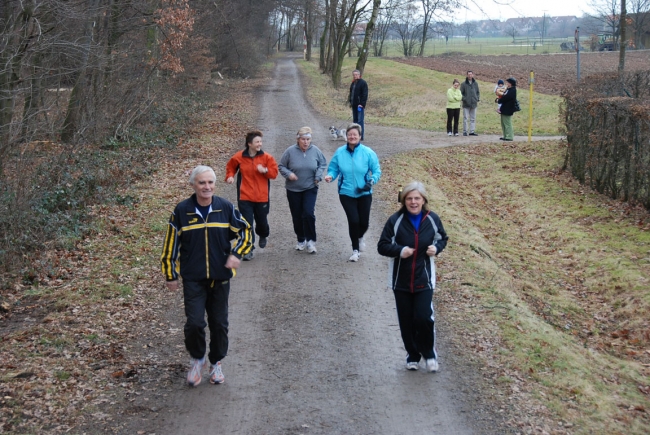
left=189, top=165, right=216, bottom=185
left=399, top=181, right=429, bottom=211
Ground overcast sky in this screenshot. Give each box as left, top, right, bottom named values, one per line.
left=458, top=0, right=588, bottom=21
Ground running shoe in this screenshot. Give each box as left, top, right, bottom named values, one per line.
left=243, top=252, right=254, bottom=261
left=259, top=237, right=267, bottom=248
left=187, top=357, right=205, bottom=387
left=358, top=237, right=366, bottom=252
left=406, top=361, right=419, bottom=371
left=295, top=241, right=306, bottom=251
left=306, top=240, right=317, bottom=253
left=349, top=250, right=360, bottom=262
left=209, top=361, right=225, bottom=384
left=425, top=358, right=439, bottom=373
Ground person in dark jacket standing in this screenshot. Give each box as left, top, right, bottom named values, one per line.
left=348, top=69, right=368, bottom=140
left=498, top=77, right=518, bottom=141
left=460, top=70, right=480, bottom=136
left=161, top=165, right=252, bottom=387
left=377, top=181, right=448, bottom=373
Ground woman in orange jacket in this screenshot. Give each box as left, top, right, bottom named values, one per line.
left=225, top=131, right=278, bottom=260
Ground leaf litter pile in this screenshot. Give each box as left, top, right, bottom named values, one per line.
left=0, top=77, right=260, bottom=434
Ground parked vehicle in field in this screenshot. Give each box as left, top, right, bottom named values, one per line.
left=596, top=33, right=616, bottom=51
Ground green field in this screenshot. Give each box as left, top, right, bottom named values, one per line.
left=354, top=36, right=587, bottom=57
left=299, top=56, right=563, bottom=135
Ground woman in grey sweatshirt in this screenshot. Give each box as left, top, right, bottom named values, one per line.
left=278, top=127, right=327, bottom=253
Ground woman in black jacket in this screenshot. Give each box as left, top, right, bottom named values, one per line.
left=377, top=181, right=448, bottom=373
left=498, top=77, right=518, bottom=141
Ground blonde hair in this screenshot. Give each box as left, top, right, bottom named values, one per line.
left=297, top=126, right=312, bottom=137
left=399, top=181, right=429, bottom=211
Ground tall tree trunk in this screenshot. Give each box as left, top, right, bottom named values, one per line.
left=61, top=0, right=100, bottom=143
left=618, top=0, right=626, bottom=73
left=356, top=0, right=381, bottom=73
left=319, top=0, right=330, bottom=70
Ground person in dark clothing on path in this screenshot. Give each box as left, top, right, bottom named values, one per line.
left=348, top=69, right=368, bottom=140
left=161, top=165, right=252, bottom=387
left=498, top=77, right=518, bottom=141
left=377, top=181, right=448, bottom=373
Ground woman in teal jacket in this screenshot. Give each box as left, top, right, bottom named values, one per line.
left=324, top=123, right=381, bottom=262
left=446, top=79, right=462, bottom=136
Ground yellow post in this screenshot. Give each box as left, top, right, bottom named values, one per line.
left=528, top=70, right=534, bottom=142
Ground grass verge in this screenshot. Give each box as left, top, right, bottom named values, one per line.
left=377, top=141, right=650, bottom=434
left=298, top=57, right=562, bottom=135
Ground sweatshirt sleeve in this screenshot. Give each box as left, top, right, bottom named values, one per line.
left=160, top=208, right=180, bottom=281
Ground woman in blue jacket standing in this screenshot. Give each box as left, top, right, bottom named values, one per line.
left=377, top=181, right=448, bottom=372
left=324, top=123, right=381, bottom=262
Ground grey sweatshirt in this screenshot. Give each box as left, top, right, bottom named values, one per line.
left=278, top=144, right=327, bottom=192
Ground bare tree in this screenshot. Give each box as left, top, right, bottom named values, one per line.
left=394, top=2, right=423, bottom=56
left=319, top=0, right=370, bottom=87
left=435, top=20, right=454, bottom=44
left=459, top=20, right=477, bottom=43
left=356, top=0, right=381, bottom=73
left=372, top=0, right=404, bottom=56
left=417, top=0, right=456, bottom=56
left=629, top=0, right=650, bottom=48
left=504, top=22, right=519, bottom=42
left=586, top=0, right=621, bottom=45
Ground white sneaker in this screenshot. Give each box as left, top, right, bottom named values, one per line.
left=295, top=241, right=306, bottom=251
left=447, top=132, right=452, bottom=136
left=425, top=358, right=439, bottom=373
left=406, top=361, right=419, bottom=371
left=187, top=357, right=206, bottom=387
left=349, top=250, right=360, bottom=262
left=209, top=361, right=224, bottom=384
left=358, top=237, right=366, bottom=252
left=306, top=240, right=317, bottom=253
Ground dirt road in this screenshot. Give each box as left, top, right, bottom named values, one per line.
left=140, top=54, right=520, bottom=435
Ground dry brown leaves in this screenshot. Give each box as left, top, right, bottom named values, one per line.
left=0, top=76, right=263, bottom=434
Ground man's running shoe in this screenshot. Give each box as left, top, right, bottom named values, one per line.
left=425, top=358, right=439, bottom=373
left=358, top=237, right=366, bottom=252
left=349, top=250, right=360, bottom=262
left=259, top=237, right=267, bottom=248
left=295, top=241, right=306, bottom=251
left=306, top=240, right=317, bottom=253
left=406, top=361, right=419, bottom=371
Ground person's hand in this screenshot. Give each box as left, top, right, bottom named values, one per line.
left=226, top=176, right=235, bottom=184
left=166, top=280, right=179, bottom=291
left=257, top=164, right=268, bottom=174
left=400, top=247, right=414, bottom=258
left=427, top=245, right=438, bottom=257
left=324, top=175, right=333, bottom=183
left=288, top=173, right=298, bottom=181
left=225, top=254, right=241, bottom=270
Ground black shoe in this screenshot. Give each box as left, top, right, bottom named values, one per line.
left=259, top=237, right=267, bottom=248
left=469, top=132, right=478, bottom=136
left=463, top=132, right=468, bottom=136
left=504, top=138, right=513, bottom=141
left=499, top=137, right=505, bottom=140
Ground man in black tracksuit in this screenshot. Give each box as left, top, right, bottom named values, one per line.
left=161, top=165, right=252, bottom=387
left=348, top=69, right=368, bottom=139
